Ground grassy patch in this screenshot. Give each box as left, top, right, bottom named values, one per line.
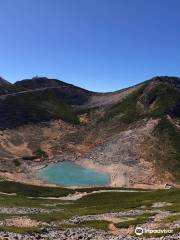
left=0, top=181, right=73, bottom=197
left=0, top=181, right=148, bottom=197
left=161, top=214, right=180, bottom=223
left=59, top=220, right=110, bottom=231
left=0, top=182, right=179, bottom=233
left=115, top=213, right=154, bottom=229
left=77, top=220, right=109, bottom=231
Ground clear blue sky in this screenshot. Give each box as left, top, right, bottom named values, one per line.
left=0, top=0, right=179, bottom=92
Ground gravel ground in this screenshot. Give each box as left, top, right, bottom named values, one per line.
left=0, top=228, right=179, bottom=240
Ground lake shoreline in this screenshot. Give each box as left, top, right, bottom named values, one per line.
left=0, top=157, right=173, bottom=189
left=37, top=160, right=110, bottom=187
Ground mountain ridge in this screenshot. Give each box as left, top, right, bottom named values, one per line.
left=1, top=74, right=180, bottom=91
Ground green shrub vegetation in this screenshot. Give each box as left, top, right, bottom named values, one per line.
left=33, top=149, right=48, bottom=158
left=0, top=181, right=73, bottom=197
left=104, top=83, right=180, bottom=124
left=104, top=84, right=148, bottom=124
left=153, top=118, right=180, bottom=181
left=0, top=90, right=80, bottom=129
left=13, top=159, right=21, bottom=167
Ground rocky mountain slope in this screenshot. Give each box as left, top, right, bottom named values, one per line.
left=0, top=76, right=179, bottom=188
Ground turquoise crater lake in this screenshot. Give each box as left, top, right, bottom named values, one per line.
left=38, top=161, right=109, bottom=187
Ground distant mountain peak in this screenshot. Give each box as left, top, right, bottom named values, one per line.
left=0, top=77, right=11, bottom=86
left=14, top=77, right=91, bottom=93
left=149, top=76, right=180, bottom=91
